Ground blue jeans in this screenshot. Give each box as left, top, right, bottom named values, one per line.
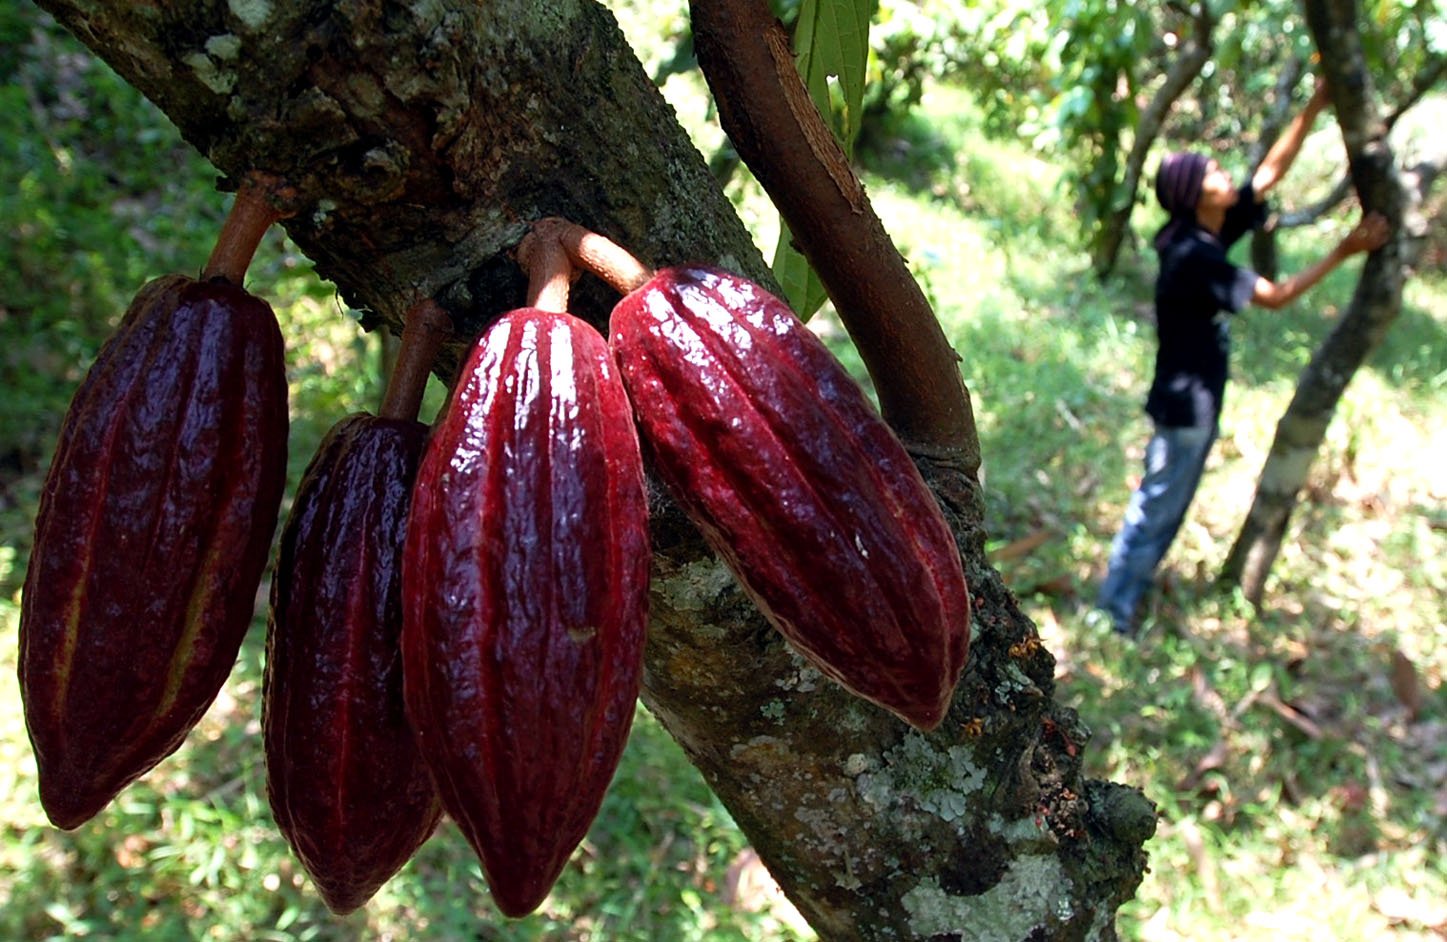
left=1097, top=423, right=1217, bottom=633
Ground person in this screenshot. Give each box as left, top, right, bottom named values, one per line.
left=1095, top=78, right=1391, bottom=636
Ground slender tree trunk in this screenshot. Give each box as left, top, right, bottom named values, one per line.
left=1090, top=4, right=1215, bottom=278
left=1246, top=59, right=1307, bottom=282
left=1220, top=0, right=1409, bottom=603
left=32, top=0, right=1153, bottom=937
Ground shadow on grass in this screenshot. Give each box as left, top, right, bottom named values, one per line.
left=1055, top=564, right=1442, bottom=882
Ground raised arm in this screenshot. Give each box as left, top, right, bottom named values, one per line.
left=1251, top=211, right=1389, bottom=309
left=1251, top=78, right=1332, bottom=198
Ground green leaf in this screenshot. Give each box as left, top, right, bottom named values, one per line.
left=794, top=0, right=877, bottom=153
left=773, top=0, right=876, bottom=318
left=772, top=225, right=829, bottom=320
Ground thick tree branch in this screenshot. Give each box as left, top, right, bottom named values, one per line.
left=36, top=0, right=770, bottom=382
left=1273, top=53, right=1442, bottom=232
left=688, top=0, right=979, bottom=468
left=1273, top=53, right=1441, bottom=231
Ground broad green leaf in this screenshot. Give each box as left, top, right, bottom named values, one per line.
left=794, top=0, right=877, bottom=153
left=772, top=225, right=829, bottom=321
left=773, top=0, right=876, bottom=318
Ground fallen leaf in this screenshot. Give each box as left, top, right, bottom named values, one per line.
left=1389, top=649, right=1422, bottom=722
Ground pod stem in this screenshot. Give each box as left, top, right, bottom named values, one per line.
left=517, top=220, right=576, bottom=314
left=202, top=173, right=296, bottom=285
left=379, top=299, right=452, bottom=422
left=526, top=217, right=653, bottom=297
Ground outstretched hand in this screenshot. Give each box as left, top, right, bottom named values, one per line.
left=1340, top=212, right=1391, bottom=255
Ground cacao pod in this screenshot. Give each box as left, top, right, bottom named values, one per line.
left=402, top=308, right=650, bottom=917
left=264, top=414, right=442, bottom=914
left=19, top=273, right=289, bottom=829
left=609, top=265, right=969, bottom=730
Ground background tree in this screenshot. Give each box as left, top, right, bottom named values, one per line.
left=950, top=0, right=1442, bottom=601
left=22, top=0, right=1153, bottom=938
left=1218, top=1, right=1445, bottom=602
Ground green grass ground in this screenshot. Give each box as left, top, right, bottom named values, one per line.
left=2, top=5, right=1444, bottom=939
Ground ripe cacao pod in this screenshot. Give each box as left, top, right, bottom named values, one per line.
left=609, top=265, right=969, bottom=730
left=402, top=308, right=650, bottom=917
left=264, top=414, right=442, bottom=914
left=18, top=273, right=289, bottom=829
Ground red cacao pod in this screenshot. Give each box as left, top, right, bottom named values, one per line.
left=609, top=265, right=969, bottom=730
left=402, top=308, right=650, bottom=917
left=18, top=273, right=289, bottom=829
left=264, top=414, right=442, bottom=914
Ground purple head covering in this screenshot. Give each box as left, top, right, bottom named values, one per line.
left=1153, top=151, right=1211, bottom=252
left=1155, top=151, right=1209, bottom=215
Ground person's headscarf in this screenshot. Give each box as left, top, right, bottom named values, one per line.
left=1153, top=151, right=1210, bottom=252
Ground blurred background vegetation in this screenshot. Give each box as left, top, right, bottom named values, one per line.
left=1, top=0, right=1443, bottom=939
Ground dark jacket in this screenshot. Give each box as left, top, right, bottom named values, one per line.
left=1145, top=182, right=1268, bottom=429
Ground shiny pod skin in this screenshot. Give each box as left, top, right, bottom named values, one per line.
left=609, top=265, right=970, bottom=730
left=402, top=308, right=650, bottom=917
left=19, top=273, right=289, bottom=829
left=264, top=414, right=442, bottom=914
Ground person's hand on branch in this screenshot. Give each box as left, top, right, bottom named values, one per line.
left=1251, top=211, right=1391, bottom=309
left=1336, top=211, right=1391, bottom=256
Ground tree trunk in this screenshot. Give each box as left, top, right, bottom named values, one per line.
left=32, top=0, right=1153, bottom=937
left=1219, top=0, right=1409, bottom=604
left=1090, top=3, right=1214, bottom=278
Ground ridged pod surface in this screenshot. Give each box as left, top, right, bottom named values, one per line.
left=18, top=274, right=289, bottom=829
left=264, top=414, right=441, bottom=914
left=610, top=266, right=969, bottom=730
left=402, top=308, right=650, bottom=917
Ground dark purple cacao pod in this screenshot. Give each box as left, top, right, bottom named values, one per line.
left=402, top=308, right=650, bottom=917
left=264, top=414, right=442, bottom=914
left=19, top=273, right=289, bottom=829
left=609, top=265, right=969, bottom=730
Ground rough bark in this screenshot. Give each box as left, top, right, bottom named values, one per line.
left=1219, top=0, right=1413, bottom=603
left=31, top=0, right=1154, bottom=937
left=1090, top=2, right=1215, bottom=278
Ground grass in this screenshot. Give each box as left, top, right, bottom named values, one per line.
left=3, top=4, right=1446, bottom=940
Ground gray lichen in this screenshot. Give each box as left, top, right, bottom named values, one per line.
left=204, top=34, right=242, bottom=60
left=902, top=854, right=1072, bottom=940
left=857, top=735, right=987, bottom=823
left=655, top=559, right=736, bottom=613
left=226, top=0, right=272, bottom=31
left=181, top=52, right=235, bottom=95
